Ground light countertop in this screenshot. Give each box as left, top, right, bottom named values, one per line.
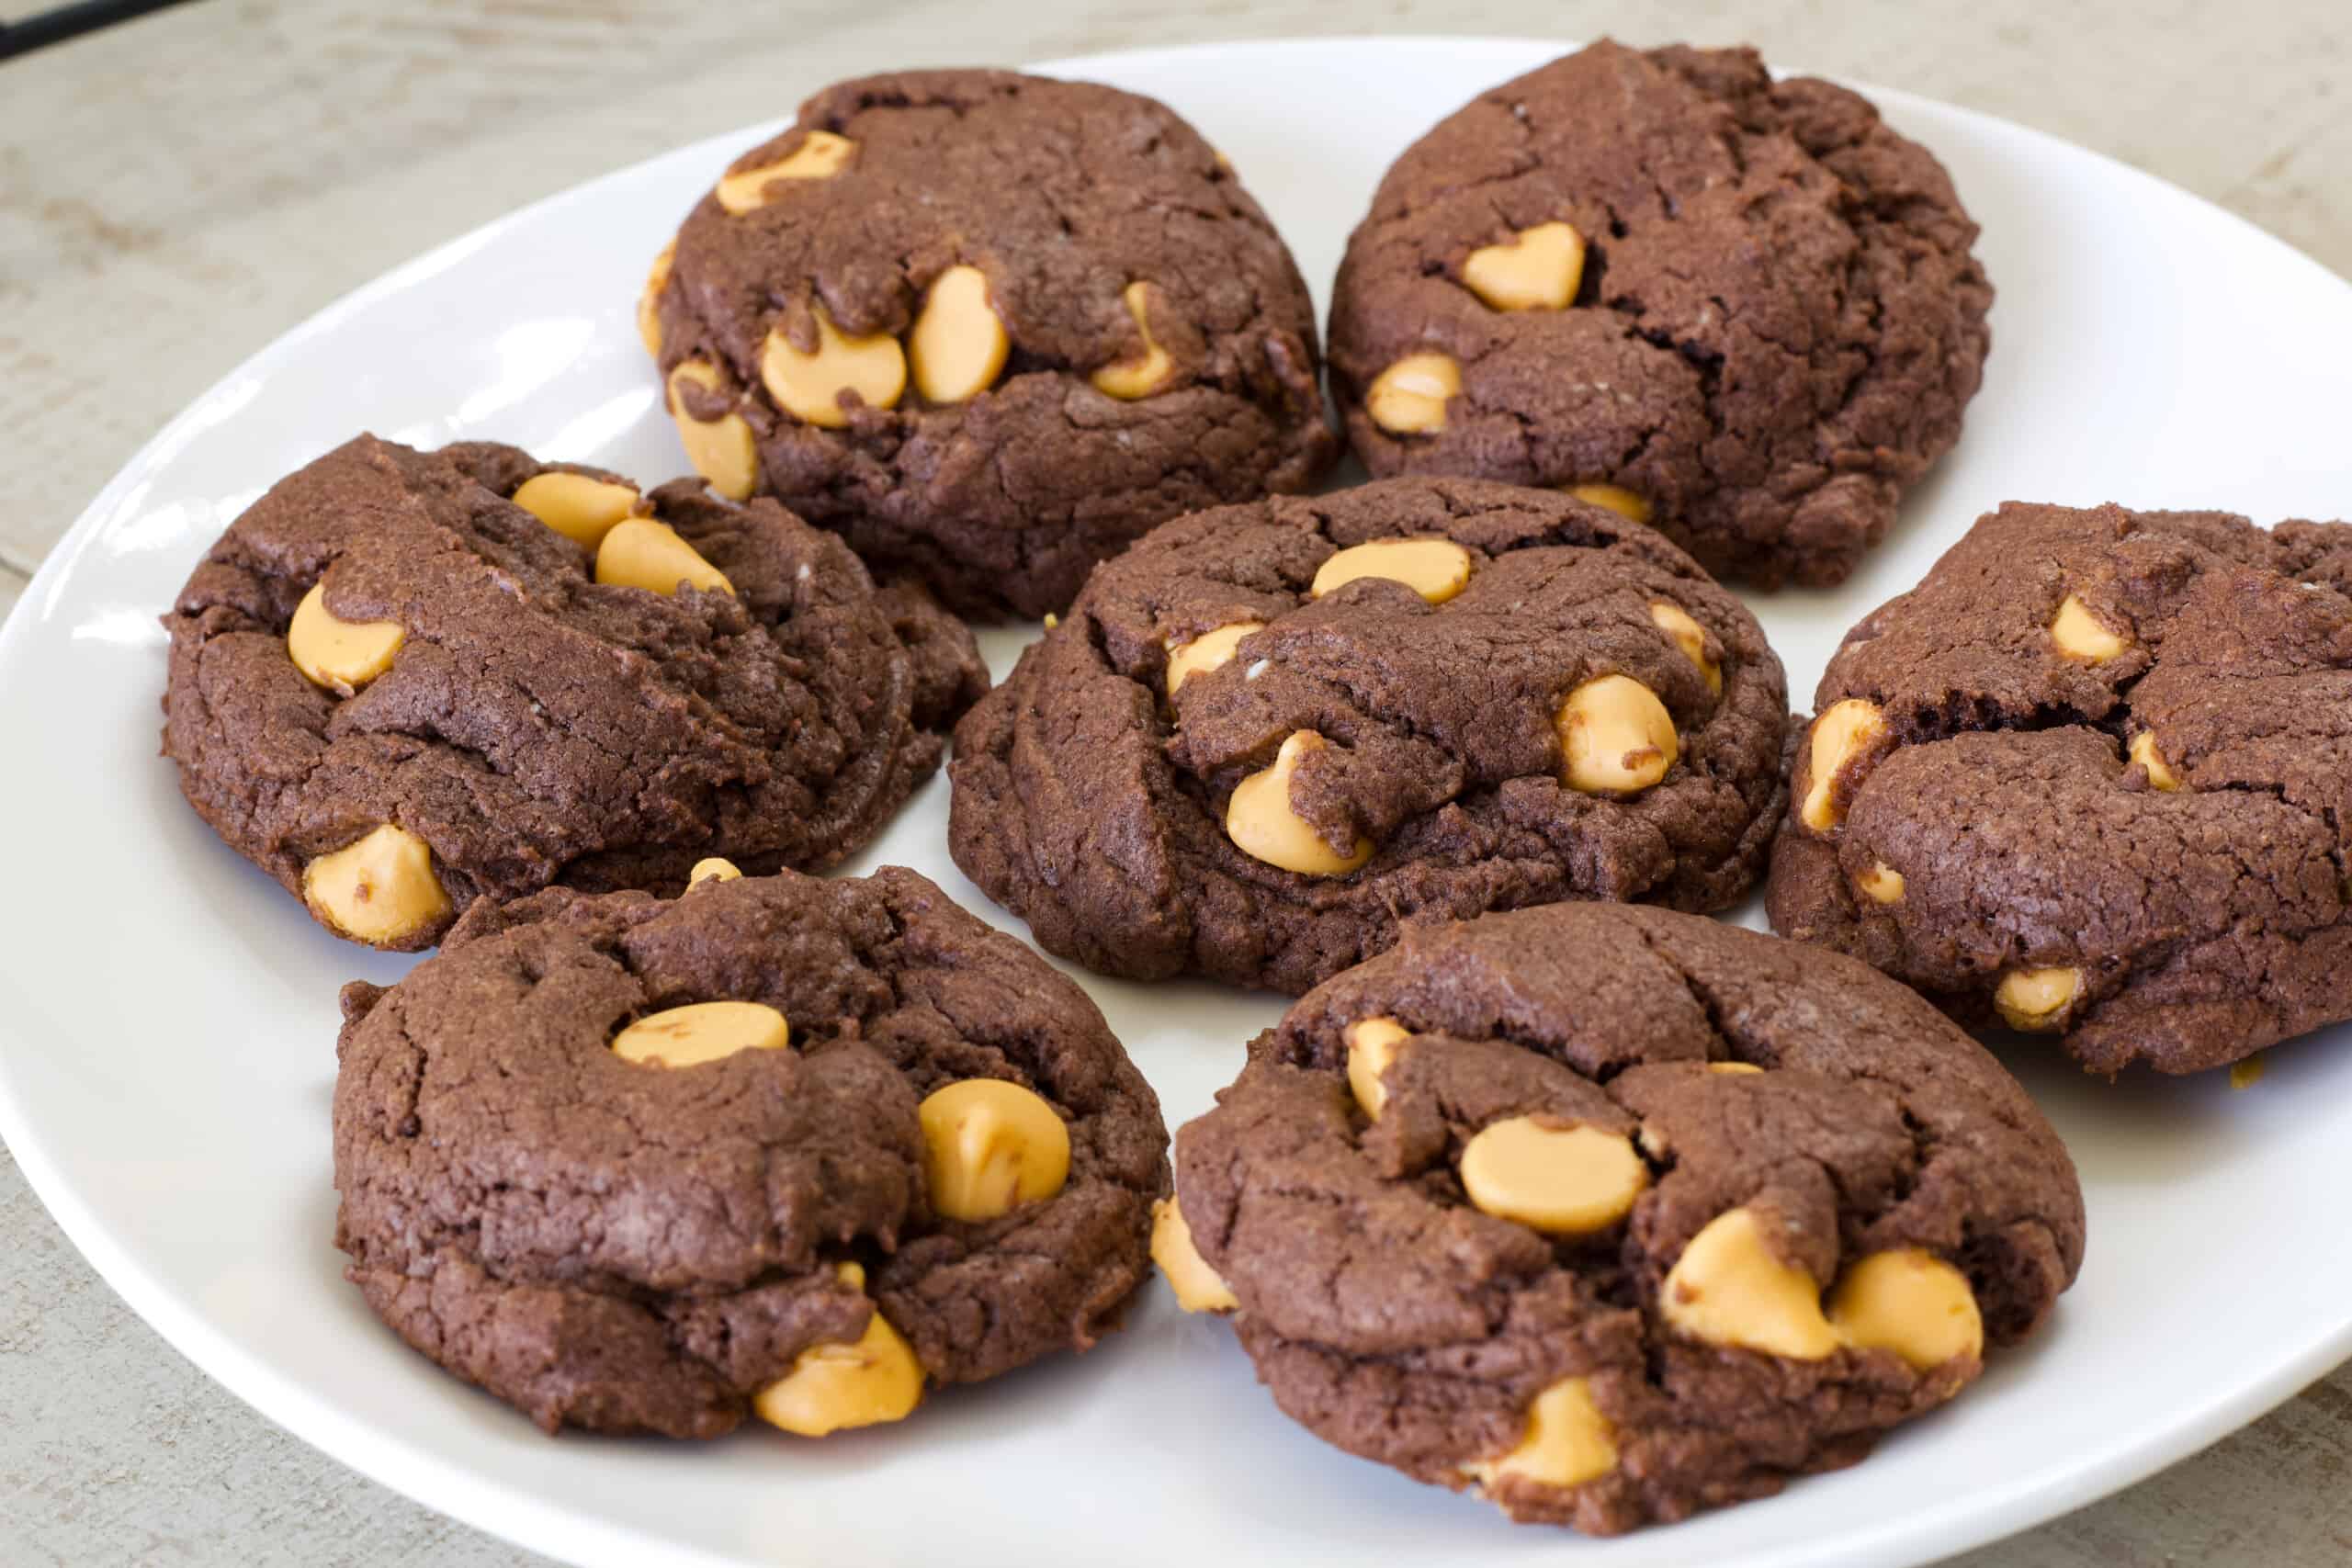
left=4, top=2, right=2350, bottom=1563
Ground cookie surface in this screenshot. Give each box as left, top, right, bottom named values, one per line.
left=333, top=864, right=1169, bottom=1437
left=1768, top=501, right=2352, bottom=1074
left=1327, top=40, right=1991, bottom=588
left=950, top=476, right=1788, bottom=994
left=161, top=435, right=985, bottom=951
left=648, top=69, right=1337, bottom=620
left=1162, top=902, right=2083, bottom=1534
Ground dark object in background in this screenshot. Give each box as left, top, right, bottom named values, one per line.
left=0, top=0, right=201, bottom=62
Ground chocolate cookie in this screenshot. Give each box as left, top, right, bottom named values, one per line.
left=161, top=435, right=984, bottom=951
left=949, top=476, right=1788, bottom=994
left=1768, top=501, right=2352, bottom=1074
left=333, top=862, right=1169, bottom=1437
left=643, top=69, right=1337, bottom=620
left=1153, top=902, right=2083, bottom=1534
left=1327, top=40, right=1991, bottom=588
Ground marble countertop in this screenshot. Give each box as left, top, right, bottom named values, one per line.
left=4, top=2, right=2349, bottom=1563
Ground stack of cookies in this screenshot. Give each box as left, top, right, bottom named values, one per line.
left=155, top=40, right=2351, bottom=1540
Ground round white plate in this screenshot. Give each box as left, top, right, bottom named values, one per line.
left=4, top=35, right=2349, bottom=1568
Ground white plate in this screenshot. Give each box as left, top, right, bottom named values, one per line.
left=4, top=35, right=2350, bottom=1568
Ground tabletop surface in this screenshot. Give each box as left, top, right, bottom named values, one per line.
left=5, top=2, right=2351, bottom=1563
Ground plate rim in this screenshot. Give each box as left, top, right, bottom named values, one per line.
left=4, top=32, right=2350, bottom=1568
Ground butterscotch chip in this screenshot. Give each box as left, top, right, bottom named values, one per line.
left=1461, top=220, right=1587, bottom=312
left=1646, top=601, right=1720, bottom=694
left=1464, top=1377, right=1617, bottom=1490
left=1995, top=966, right=2081, bottom=1032
left=687, top=857, right=741, bottom=888
left=918, top=1078, right=1073, bottom=1222
left=1310, top=536, right=1473, bottom=604
left=1457, top=1116, right=1647, bottom=1235
left=612, top=1000, right=789, bottom=1068
left=1556, top=674, right=1677, bottom=794
left=303, top=824, right=449, bottom=947
left=287, top=581, right=402, bottom=694
left=512, top=472, right=640, bottom=549
left=753, top=1263, right=925, bottom=1437
left=1225, top=731, right=1374, bottom=876
left=1571, top=484, right=1654, bottom=525
left=1707, top=1061, right=1764, bottom=1076
left=1799, top=698, right=1888, bottom=831
left=1826, top=1249, right=1983, bottom=1371
left=1164, top=622, right=1262, bottom=695
left=1091, top=281, right=1174, bottom=400
left=1343, top=1017, right=1409, bottom=1118
left=715, top=130, right=854, bottom=214
left=1661, top=1205, right=1839, bottom=1359
left=595, top=518, right=732, bottom=597
left=760, top=308, right=906, bottom=429
left=666, top=361, right=760, bottom=500
left=909, top=265, right=1011, bottom=404
left=1150, top=1197, right=1238, bottom=1313
left=638, top=242, right=675, bottom=359
left=1856, top=861, right=1905, bottom=904
left=330, top=863, right=1167, bottom=1438
left=2049, top=592, right=2132, bottom=661
left=2129, top=729, right=2182, bottom=791
left=1365, top=353, right=1460, bottom=434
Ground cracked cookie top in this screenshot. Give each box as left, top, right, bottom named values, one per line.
left=333, top=863, right=1169, bottom=1438
left=1768, top=500, right=2352, bottom=1074
left=947, top=476, right=1789, bottom=995
left=1326, top=39, right=1991, bottom=589
left=1159, top=902, right=2082, bottom=1535
left=646, top=69, right=1338, bottom=620
left=161, top=435, right=985, bottom=951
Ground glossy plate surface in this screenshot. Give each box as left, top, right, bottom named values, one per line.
left=3, top=36, right=2349, bottom=1568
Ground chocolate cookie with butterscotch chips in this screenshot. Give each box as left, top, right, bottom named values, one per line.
left=161, top=434, right=984, bottom=951
left=1152, top=902, right=2083, bottom=1534
left=1769, top=501, right=2352, bottom=1075
left=949, top=477, right=1788, bottom=995
left=642, top=69, right=1337, bottom=620
left=1327, top=40, right=1991, bottom=589
left=334, top=861, right=1169, bottom=1438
